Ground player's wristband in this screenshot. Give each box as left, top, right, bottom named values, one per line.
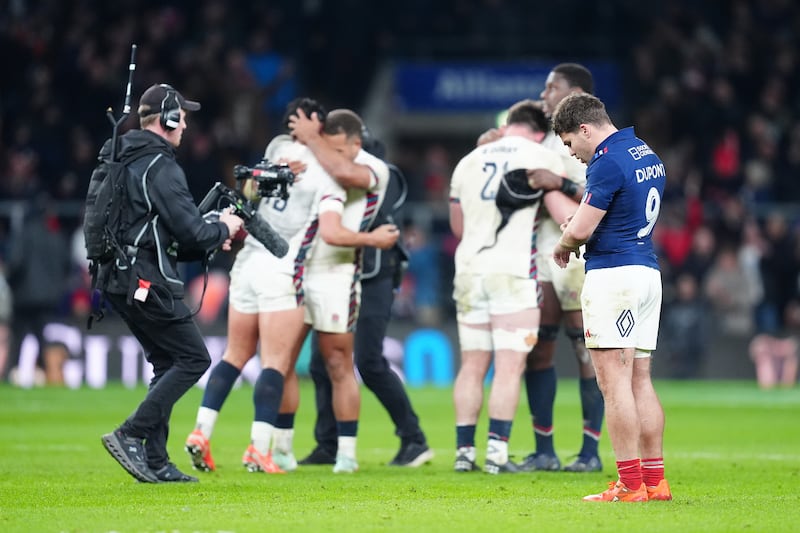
left=560, top=178, right=579, bottom=198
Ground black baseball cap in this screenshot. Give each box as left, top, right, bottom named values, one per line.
left=137, top=83, right=201, bottom=117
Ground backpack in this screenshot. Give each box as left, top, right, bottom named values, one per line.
left=83, top=158, right=130, bottom=276
left=83, top=149, right=161, bottom=326
left=83, top=147, right=161, bottom=285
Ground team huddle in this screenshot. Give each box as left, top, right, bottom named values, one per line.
left=95, top=63, right=672, bottom=503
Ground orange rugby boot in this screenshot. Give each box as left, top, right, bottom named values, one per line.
left=583, top=480, right=648, bottom=502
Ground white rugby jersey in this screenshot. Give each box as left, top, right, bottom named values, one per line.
left=306, top=148, right=390, bottom=272
left=537, top=129, right=588, bottom=250
left=237, top=135, right=346, bottom=275
left=450, top=134, right=565, bottom=277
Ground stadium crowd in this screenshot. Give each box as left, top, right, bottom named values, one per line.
left=1, top=0, right=799, bottom=383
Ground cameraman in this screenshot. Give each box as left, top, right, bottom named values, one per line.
left=98, top=84, right=243, bottom=484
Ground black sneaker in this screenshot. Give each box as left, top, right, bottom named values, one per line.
left=563, top=455, right=603, bottom=473
left=101, top=429, right=159, bottom=483
left=484, top=458, right=523, bottom=474
left=298, top=446, right=337, bottom=465
left=518, top=452, right=561, bottom=472
left=389, top=442, right=435, bottom=467
left=153, top=462, right=199, bottom=482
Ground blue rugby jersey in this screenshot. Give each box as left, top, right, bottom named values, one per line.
left=582, top=127, right=665, bottom=271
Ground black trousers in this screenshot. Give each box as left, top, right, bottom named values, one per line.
left=309, top=274, right=425, bottom=452
left=106, top=292, right=211, bottom=469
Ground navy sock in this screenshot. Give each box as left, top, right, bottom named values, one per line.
left=201, top=360, right=241, bottom=411
left=253, top=368, right=284, bottom=424
left=525, top=367, right=556, bottom=455
left=337, top=420, right=358, bottom=438
left=579, top=377, right=604, bottom=457
left=456, top=424, right=477, bottom=449
left=275, top=413, right=295, bottom=430
left=488, top=418, right=513, bottom=442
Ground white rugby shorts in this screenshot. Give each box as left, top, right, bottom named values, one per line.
left=228, top=254, right=299, bottom=314
left=581, top=265, right=662, bottom=350
left=303, top=269, right=360, bottom=334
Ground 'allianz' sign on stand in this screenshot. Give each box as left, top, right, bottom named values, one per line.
left=393, top=61, right=620, bottom=112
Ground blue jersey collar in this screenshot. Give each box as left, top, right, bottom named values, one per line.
left=590, top=127, right=635, bottom=163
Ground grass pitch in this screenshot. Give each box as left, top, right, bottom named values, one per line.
left=1, top=379, right=799, bottom=532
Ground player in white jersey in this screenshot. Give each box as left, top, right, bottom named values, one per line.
left=288, top=108, right=396, bottom=473
left=475, top=67, right=603, bottom=472
left=185, top=99, right=396, bottom=475
left=449, top=100, right=566, bottom=474
left=517, top=63, right=605, bottom=473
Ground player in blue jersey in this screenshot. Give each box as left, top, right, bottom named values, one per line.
left=551, top=93, right=672, bottom=503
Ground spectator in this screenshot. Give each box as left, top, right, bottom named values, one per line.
left=4, top=193, right=71, bottom=383
left=402, top=221, right=442, bottom=326
left=758, top=212, right=798, bottom=334
left=749, top=298, right=800, bottom=389
left=681, top=225, right=718, bottom=283
left=704, top=246, right=759, bottom=336
left=661, top=272, right=711, bottom=379
left=749, top=334, right=798, bottom=389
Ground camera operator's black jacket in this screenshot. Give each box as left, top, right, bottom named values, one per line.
left=97, top=129, right=228, bottom=300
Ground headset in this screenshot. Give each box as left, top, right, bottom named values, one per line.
left=159, top=84, right=181, bottom=131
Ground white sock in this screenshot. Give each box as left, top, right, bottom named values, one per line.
left=272, top=428, right=294, bottom=454
left=251, top=421, right=275, bottom=456
left=338, top=436, right=357, bottom=459
left=486, top=439, right=508, bottom=464
left=457, top=446, right=476, bottom=462
left=196, top=407, right=219, bottom=440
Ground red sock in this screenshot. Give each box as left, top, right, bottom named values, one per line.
left=642, top=457, right=665, bottom=487
left=616, top=458, right=642, bottom=489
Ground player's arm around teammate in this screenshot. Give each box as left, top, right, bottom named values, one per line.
left=288, top=108, right=397, bottom=472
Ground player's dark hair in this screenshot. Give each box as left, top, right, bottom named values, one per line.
left=322, top=109, right=364, bottom=139
left=506, top=99, right=548, bottom=133
left=552, top=93, right=611, bottom=135
left=282, top=97, right=327, bottom=131
left=552, top=63, right=594, bottom=95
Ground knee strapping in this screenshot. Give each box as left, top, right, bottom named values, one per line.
left=458, top=324, right=493, bottom=352
left=493, top=327, right=538, bottom=352
left=538, top=324, right=560, bottom=342
left=565, top=327, right=590, bottom=365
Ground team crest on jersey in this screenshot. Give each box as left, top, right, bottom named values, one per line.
left=331, top=313, right=340, bottom=323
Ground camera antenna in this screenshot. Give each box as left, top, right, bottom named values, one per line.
left=107, top=44, right=137, bottom=162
